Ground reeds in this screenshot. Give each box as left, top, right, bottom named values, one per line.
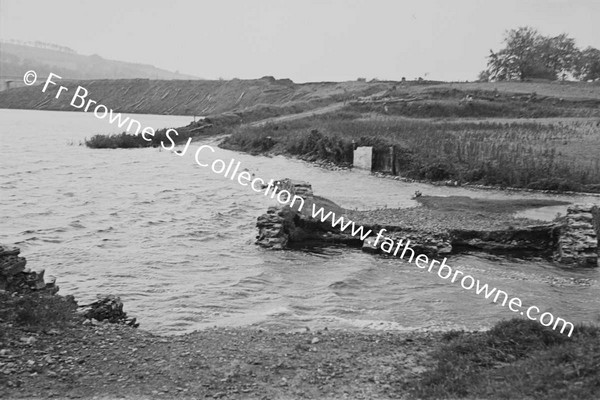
left=221, top=113, right=600, bottom=192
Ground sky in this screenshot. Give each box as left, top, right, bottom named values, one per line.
left=1, top=0, right=598, bottom=83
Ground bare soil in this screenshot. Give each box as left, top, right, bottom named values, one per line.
left=345, top=195, right=566, bottom=235
left=1, top=319, right=441, bottom=399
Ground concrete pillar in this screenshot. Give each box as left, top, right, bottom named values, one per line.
left=353, top=146, right=373, bottom=170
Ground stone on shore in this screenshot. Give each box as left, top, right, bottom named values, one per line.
left=81, top=294, right=139, bottom=327
left=0, top=244, right=58, bottom=294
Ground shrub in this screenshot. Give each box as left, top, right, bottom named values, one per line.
left=527, top=178, right=583, bottom=192
left=0, top=292, right=79, bottom=330
left=411, top=318, right=600, bottom=399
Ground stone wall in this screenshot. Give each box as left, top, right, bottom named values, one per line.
left=362, top=230, right=452, bottom=257
left=256, top=179, right=315, bottom=249
left=255, top=179, right=360, bottom=249
left=450, top=224, right=559, bottom=254
left=256, top=206, right=297, bottom=249
left=592, top=205, right=600, bottom=243
left=254, top=181, right=599, bottom=268
left=556, top=204, right=599, bottom=267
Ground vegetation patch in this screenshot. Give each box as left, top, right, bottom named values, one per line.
left=85, top=118, right=227, bottom=149
left=410, top=318, right=600, bottom=399
left=350, top=95, right=600, bottom=119
left=0, top=291, right=79, bottom=332
left=220, top=112, right=600, bottom=193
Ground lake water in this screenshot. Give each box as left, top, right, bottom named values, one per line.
left=1, top=109, right=599, bottom=335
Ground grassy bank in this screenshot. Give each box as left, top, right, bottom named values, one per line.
left=220, top=113, right=600, bottom=193
left=411, top=319, right=600, bottom=399
left=84, top=116, right=234, bottom=149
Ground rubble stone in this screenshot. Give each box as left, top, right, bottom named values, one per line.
left=0, top=244, right=58, bottom=294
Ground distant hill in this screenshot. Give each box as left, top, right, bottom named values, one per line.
left=0, top=42, right=199, bottom=90
left=0, top=76, right=389, bottom=116
left=1, top=71, right=599, bottom=119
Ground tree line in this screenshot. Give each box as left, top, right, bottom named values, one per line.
left=480, top=27, right=600, bottom=82
left=1, top=39, right=77, bottom=54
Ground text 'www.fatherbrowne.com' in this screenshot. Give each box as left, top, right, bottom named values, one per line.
left=24, top=70, right=575, bottom=337
left=309, top=207, right=575, bottom=337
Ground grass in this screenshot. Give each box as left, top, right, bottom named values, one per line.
left=220, top=112, right=600, bottom=193
left=410, top=318, right=600, bottom=399
left=85, top=118, right=228, bottom=149
left=351, top=95, right=600, bottom=119
left=0, top=291, right=79, bottom=331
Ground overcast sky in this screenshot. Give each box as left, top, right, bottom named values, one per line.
left=1, top=0, right=598, bottom=83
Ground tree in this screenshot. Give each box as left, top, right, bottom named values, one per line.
left=538, top=34, right=580, bottom=80
left=486, top=27, right=549, bottom=81
left=576, top=47, right=600, bottom=81
left=484, top=27, right=582, bottom=81
left=477, top=70, right=491, bottom=82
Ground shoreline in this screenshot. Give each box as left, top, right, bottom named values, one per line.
left=237, top=148, right=600, bottom=198
left=2, top=220, right=600, bottom=399
left=0, top=299, right=443, bottom=399
left=3, top=287, right=599, bottom=399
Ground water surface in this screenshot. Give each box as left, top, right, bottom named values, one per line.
left=1, top=109, right=599, bottom=335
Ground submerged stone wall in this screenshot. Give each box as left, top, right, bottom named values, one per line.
left=254, top=180, right=599, bottom=267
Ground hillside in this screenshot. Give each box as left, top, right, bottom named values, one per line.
left=2, top=77, right=600, bottom=118
left=0, top=77, right=391, bottom=117
left=217, top=80, right=600, bottom=193
left=0, top=42, right=198, bottom=91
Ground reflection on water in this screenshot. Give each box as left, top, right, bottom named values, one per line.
left=1, top=109, right=599, bottom=335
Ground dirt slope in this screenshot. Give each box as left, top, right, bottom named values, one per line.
left=0, top=77, right=387, bottom=116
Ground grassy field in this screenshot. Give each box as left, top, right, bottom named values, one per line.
left=221, top=110, right=600, bottom=193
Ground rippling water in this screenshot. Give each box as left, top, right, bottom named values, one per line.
left=1, top=109, right=599, bottom=335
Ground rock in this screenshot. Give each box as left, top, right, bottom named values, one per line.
left=20, top=336, right=37, bottom=345
left=1, top=256, right=27, bottom=276
left=81, top=295, right=139, bottom=327
left=1, top=245, right=59, bottom=294
left=0, top=245, right=20, bottom=257
left=362, top=236, right=380, bottom=253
